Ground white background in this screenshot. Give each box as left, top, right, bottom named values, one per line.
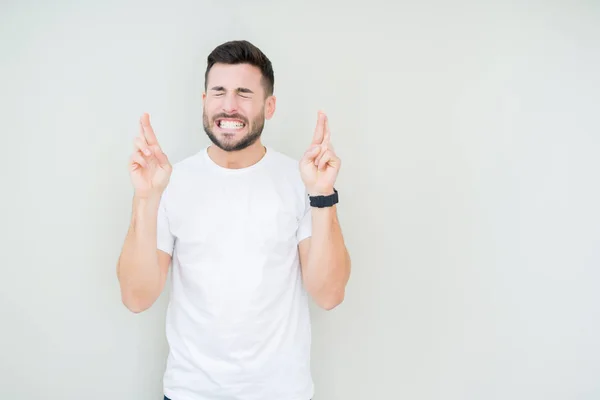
left=1, top=1, right=599, bottom=399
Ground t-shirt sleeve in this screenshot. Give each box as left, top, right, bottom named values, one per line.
left=296, top=192, right=312, bottom=243
left=157, top=193, right=175, bottom=256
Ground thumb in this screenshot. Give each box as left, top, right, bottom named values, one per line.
left=153, top=146, right=171, bottom=168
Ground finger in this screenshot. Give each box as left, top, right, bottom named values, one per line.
left=138, top=120, right=148, bottom=143
left=152, top=145, right=171, bottom=168
left=140, top=113, right=160, bottom=147
left=317, top=150, right=332, bottom=170
left=314, top=144, right=329, bottom=166
left=134, top=137, right=152, bottom=156
left=317, top=148, right=339, bottom=169
left=130, top=151, right=148, bottom=169
left=301, top=145, right=321, bottom=165
left=318, top=150, right=340, bottom=171
left=323, top=114, right=331, bottom=144
left=311, top=111, right=326, bottom=145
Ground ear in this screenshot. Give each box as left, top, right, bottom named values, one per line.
left=202, top=92, right=206, bottom=104
left=265, top=95, right=276, bottom=120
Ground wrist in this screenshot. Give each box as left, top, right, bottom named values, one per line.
left=307, top=187, right=335, bottom=197
left=133, top=192, right=162, bottom=207
left=308, top=188, right=338, bottom=208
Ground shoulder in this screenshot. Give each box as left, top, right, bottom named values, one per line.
left=266, top=148, right=302, bottom=176
left=266, top=148, right=307, bottom=189
left=167, top=149, right=213, bottom=186
left=171, top=151, right=205, bottom=175
left=265, top=147, right=308, bottom=204
left=161, top=151, right=205, bottom=199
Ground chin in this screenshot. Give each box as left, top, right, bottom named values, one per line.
left=217, top=129, right=248, bottom=140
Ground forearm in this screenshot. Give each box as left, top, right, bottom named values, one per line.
left=117, top=195, right=164, bottom=311
left=303, top=206, right=351, bottom=309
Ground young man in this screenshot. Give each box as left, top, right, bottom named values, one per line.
left=117, top=40, right=351, bottom=400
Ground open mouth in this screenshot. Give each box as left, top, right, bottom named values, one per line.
left=215, top=118, right=246, bottom=131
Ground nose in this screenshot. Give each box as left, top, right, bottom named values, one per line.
left=221, top=92, right=239, bottom=114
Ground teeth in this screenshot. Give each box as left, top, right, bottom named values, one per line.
left=219, top=120, right=244, bottom=129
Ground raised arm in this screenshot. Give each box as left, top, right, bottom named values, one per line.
left=117, top=113, right=173, bottom=313
left=298, top=112, right=351, bottom=310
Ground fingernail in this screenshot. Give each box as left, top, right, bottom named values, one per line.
left=144, top=148, right=151, bottom=156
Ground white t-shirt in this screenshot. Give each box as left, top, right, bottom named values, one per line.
left=156, top=146, right=314, bottom=400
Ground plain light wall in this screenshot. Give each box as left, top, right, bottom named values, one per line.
left=1, top=0, right=599, bottom=399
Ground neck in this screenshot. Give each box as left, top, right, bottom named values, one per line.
left=207, top=141, right=267, bottom=169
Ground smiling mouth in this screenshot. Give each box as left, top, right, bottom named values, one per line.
left=216, top=118, right=246, bottom=131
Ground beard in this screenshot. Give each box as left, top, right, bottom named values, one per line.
left=203, top=108, right=265, bottom=152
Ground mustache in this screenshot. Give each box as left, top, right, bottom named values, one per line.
left=213, top=113, right=248, bottom=124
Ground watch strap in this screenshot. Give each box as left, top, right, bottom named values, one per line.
left=309, top=189, right=338, bottom=208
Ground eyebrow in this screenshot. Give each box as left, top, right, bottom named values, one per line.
left=210, top=86, right=254, bottom=94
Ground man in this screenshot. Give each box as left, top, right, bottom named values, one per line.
left=117, top=40, right=351, bottom=400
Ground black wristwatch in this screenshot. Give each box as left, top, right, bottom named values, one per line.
left=309, top=189, right=339, bottom=208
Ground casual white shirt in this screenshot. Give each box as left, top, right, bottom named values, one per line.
left=156, top=146, right=314, bottom=400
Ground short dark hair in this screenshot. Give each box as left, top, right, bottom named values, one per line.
left=204, top=40, right=274, bottom=97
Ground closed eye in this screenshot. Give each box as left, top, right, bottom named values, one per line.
left=210, top=86, right=225, bottom=97
left=209, top=86, right=254, bottom=98
left=238, top=88, right=253, bottom=98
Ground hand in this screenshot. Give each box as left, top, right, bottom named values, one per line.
left=300, top=111, right=341, bottom=195
left=129, top=113, right=172, bottom=199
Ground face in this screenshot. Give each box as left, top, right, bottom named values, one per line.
left=202, top=63, right=276, bottom=152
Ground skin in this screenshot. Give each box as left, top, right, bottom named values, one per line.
left=117, top=62, right=351, bottom=312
